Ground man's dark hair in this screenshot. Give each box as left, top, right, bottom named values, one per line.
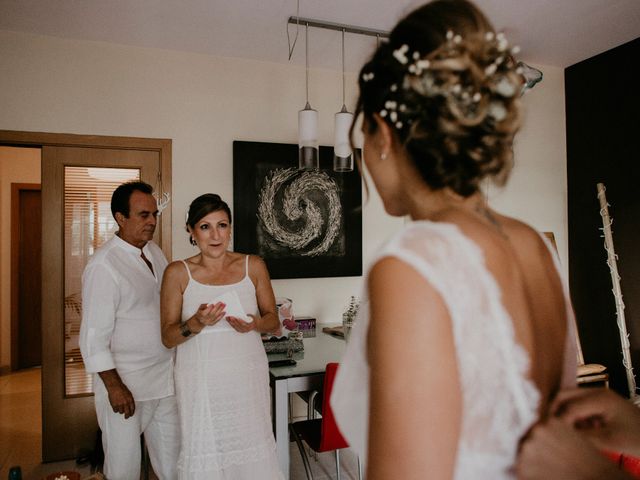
left=111, top=181, right=154, bottom=220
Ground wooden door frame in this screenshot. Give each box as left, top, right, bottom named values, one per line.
left=10, top=182, right=41, bottom=371
left=0, top=130, right=172, bottom=461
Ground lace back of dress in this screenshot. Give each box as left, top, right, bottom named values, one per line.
left=382, top=223, right=540, bottom=478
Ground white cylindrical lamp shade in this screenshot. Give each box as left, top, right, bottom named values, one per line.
left=298, top=105, right=319, bottom=170
left=333, top=110, right=354, bottom=172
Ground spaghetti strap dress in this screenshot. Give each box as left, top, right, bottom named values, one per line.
left=175, top=255, right=284, bottom=480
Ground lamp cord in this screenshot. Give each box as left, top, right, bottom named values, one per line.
left=287, top=0, right=300, bottom=61
left=341, top=29, right=346, bottom=108
left=305, top=23, right=309, bottom=104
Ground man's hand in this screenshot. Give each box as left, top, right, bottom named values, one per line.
left=98, top=369, right=136, bottom=419
left=106, top=382, right=136, bottom=419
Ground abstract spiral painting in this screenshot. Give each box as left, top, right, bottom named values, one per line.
left=233, top=141, right=362, bottom=279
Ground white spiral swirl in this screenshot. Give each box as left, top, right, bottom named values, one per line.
left=257, top=168, right=342, bottom=257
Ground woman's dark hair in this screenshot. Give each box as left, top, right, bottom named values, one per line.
left=111, top=181, right=154, bottom=220
left=186, top=193, right=232, bottom=232
left=353, top=0, right=522, bottom=197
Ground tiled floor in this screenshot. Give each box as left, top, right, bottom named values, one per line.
left=290, top=447, right=361, bottom=480
left=0, top=368, right=360, bottom=480
left=0, top=368, right=93, bottom=480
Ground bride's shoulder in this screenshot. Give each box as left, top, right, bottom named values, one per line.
left=383, top=220, right=476, bottom=259
left=499, top=215, right=545, bottom=242
left=387, top=220, right=461, bottom=246
left=495, top=216, right=552, bottom=262
left=371, top=222, right=470, bottom=287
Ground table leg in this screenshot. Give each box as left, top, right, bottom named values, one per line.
left=273, top=378, right=290, bottom=479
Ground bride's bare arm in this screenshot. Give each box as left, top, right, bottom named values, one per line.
left=367, top=256, right=461, bottom=480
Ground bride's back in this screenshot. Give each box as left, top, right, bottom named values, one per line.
left=452, top=210, right=569, bottom=417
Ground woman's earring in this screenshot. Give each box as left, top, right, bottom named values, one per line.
left=381, top=152, right=387, bottom=161
left=190, top=235, right=196, bottom=246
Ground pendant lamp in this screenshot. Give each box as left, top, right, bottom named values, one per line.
left=299, top=23, right=319, bottom=170
left=333, top=29, right=354, bottom=172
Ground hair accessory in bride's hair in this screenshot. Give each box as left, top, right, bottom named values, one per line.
left=379, top=29, right=523, bottom=131
left=392, top=44, right=410, bottom=65
left=379, top=99, right=405, bottom=129
left=362, top=72, right=375, bottom=82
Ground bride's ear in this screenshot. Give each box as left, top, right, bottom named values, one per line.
left=372, top=113, right=395, bottom=158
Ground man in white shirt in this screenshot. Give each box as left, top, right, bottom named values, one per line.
left=80, top=181, right=179, bottom=480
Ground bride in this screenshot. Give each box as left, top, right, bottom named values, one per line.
left=331, top=1, right=576, bottom=478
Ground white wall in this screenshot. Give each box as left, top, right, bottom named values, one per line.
left=0, top=30, right=566, bottom=334
left=0, top=147, right=41, bottom=370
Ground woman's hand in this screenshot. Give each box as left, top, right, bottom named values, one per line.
left=517, top=418, right=629, bottom=479
left=552, top=388, right=640, bottom=458
left=227, top=314, right=258, bottom=333
left=193, top=302, right=226, bottom=327
left=517, top=388, right=640, bottom=480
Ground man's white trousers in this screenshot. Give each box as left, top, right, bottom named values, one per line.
left=95, top=391, right=180, bottom=480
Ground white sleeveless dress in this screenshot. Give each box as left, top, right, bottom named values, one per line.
left=175, top=256, right=284, bottom=480
left=331, top=221, right=577, bottom=479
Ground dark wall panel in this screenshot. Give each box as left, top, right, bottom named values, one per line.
left=566, top=37, right=640, bottom=394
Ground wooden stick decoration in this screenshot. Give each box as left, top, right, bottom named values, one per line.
left=597, top=183, right=638, bottom=402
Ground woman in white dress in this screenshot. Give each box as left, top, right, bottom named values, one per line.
left=331, top=1, right=576, bottom=479
left=161, top=194, right=284, bottom=480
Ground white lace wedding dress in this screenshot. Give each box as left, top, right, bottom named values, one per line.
left=175, top=256, right=284, bottom=480
left=331, top=221, right=576, bottom=479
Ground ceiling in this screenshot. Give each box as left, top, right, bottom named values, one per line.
left=1, top=0, right=639, bottom=72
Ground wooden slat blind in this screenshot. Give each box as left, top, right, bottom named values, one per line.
left=63, top=167, right=139, bottom=396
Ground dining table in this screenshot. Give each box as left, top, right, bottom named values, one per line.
left=268, top=329, right=346, bottom=479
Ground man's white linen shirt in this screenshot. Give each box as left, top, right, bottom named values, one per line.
left=80, top=234, right=174, bottom=401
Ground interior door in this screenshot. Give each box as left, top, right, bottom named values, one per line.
left=17, top=187, right=42, bottom=369
left=41, top=145, right=162, bottom=461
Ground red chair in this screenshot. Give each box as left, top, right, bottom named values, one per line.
left=290, top=363, right=362, bottom=480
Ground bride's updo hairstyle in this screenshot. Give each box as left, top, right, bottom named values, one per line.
left=355, top=0, right=524, bottom=197
left=185, top=194, right=232, bottom=245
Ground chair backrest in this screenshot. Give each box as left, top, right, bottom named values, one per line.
left=319, top=362, right=349, bottom=451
